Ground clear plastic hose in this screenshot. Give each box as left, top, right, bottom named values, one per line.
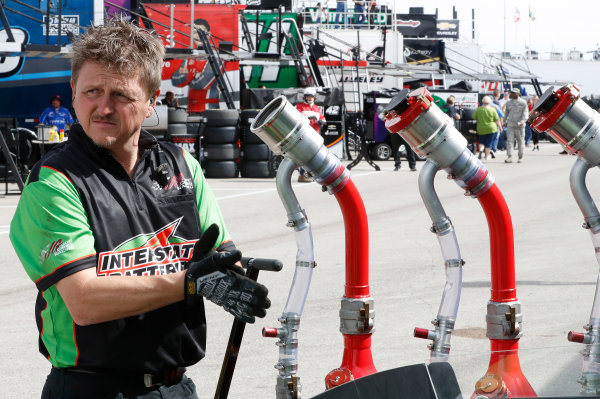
left=417, top=160, right=463, bottom=363
left=590, top=231, right=600, bottom=325
left=436, top=230, right=462, bottom=322
left=275, top=158, right=316, bottom=317
left=284, top=227, right=315, bottom=315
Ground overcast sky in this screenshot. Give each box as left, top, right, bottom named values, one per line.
left=389, top=0, right=600, bottom=56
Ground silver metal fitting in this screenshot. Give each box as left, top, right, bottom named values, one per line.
left=339, top=297, right=375, bottom=335
left=430, top=318, right=455, bottom=357
left=251, top=96, right=349, bottom=195
left=446, top=149, right=495, bottom=198
left=399, top=106, right=468, bottom=168
left=295, top=261, right=316, bottom=268
left=273, top=313, right=301, bottom=376
left=276, top=374, right=301, bottom=399
left=578, top=321, right=600, bottom=395
left=444, top=259, right=464, bottom=268
left=286, top=210, right=309, bottom=231
left=303, top=148, right=350, bottom=195
left=486, top=301, right=523, bottom=340
left=584, top=217, right=600, bottom=232
left=430, top=218, right=452, bottom=235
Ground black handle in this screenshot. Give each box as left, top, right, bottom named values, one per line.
left=214, top=256, right=281, bottom=399
left=241, top=257, right=283, bottom=272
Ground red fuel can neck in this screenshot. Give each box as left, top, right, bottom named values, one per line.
left=384, top=87, right=434, bottom=133
left=530, top=84, right=580, bottom=134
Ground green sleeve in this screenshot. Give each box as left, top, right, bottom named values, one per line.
left=183, top=150, right=234, bottom=250
left=10, top=167, right=97, bottom=286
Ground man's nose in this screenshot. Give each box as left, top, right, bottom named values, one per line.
left=95, top=95, right=114, bottom=115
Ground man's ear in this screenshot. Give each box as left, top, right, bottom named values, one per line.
left=146, top=89, right=160, bottom=118
left=70, top=79, right=75, bottom=101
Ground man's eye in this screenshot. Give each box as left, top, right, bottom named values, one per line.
left=115, top=93, right=132, bottom=102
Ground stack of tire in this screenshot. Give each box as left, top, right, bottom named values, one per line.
left=186, top=114, right=205, bottom=163
left=201, top=109, right=240, bottom=178
left=240, top=109, right=282, bottom=178
left=456, top=107, right=478, bottom=153
left=166, top=107, right=201, bottom=160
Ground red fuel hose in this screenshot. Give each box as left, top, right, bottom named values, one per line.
left=477, top=184, right=517, bottom=303
left=335, top=179, right=370, bottom=298
left=325, top=178, right=377, bottom=384
left=476, top=183, right=536, bottom=397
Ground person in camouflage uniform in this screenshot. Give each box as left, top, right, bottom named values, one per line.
left=503, top=88, right=529, bottom=163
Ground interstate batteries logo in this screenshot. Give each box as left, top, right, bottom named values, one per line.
left=40, top=239, right=74, bottom=263
left=97, top=217, right=195, bottom=276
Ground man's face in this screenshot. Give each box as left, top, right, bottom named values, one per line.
left=51, top=99, right=61, bottom=109
left=305, top=95, right=315, bottom=105
left=510, top=93, right=518, bottom=100
left=71, top=61, right=155, bottom=151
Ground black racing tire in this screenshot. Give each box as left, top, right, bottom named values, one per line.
left=204, top=143, right=240, bottom=161
left=240, top=160, right=271, bottom=178
left=168, top=107, right=188, bottom=124
left=204, top=160, right=238, bottom=178
left=268, top=155, right=283, bottom=177
left=241, top=109, right=260, bottom=127
left=186, top=122, right=203, bottom=136
left=242, top=143, right=270, bottom=161
left=167, top=123, right=187, bottom=137
left=202, top=109, right=240, bottom=127
left=242, top=127, right=264, bottom=144
left=169, top=134, right=200, bottom=157
left=370, top=142, right=392, bottom=161
left=203, top=126, right=240, bottom=145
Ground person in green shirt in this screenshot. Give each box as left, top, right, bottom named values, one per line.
left=473, top=95, right=503, bottom=161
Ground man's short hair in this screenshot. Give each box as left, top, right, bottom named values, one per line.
left=71, top=18, right=165, bottom=99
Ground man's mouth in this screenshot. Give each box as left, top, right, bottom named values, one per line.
left=92, top=119, right=117, bottom=126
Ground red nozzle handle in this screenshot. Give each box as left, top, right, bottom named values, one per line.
left=568, top=331, right=586, bottom=343
left=262, top=327, right=278, bottom=338
left=414, top=327, right=430, bottom=340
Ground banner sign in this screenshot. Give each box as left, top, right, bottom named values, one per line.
left=394, top=14, right=437, bottom=37
left=242, top=12, right=299, bottom=88
left=41, top=15, right=80, bottom=36
left=303, top=7, right=391, bottom=26
left=245, top=0, right=292, bottom=11
left=403, top=39, right=445, bottom=65
left=436, top=20, right=459, bottom=39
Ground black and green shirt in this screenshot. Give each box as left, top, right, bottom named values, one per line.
left=10, top=123, right=234, bottom=374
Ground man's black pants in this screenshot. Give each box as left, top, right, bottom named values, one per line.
left=391, top=134, right=416, bottom=169
left=41, top=367, right=199, bottom=399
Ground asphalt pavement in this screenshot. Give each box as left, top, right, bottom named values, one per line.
left=0, top=141, right=596, bottom=398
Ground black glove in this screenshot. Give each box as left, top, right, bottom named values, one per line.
left=317, top=119, right=326, bottom=126
left=185, top=225, right=270, bottom=323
